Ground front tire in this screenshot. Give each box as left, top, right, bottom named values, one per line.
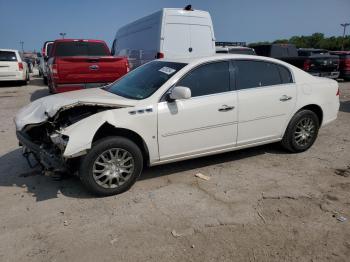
left=281, top=110, right=320, bottom=153
left=79, top=136, right=143, bottom=196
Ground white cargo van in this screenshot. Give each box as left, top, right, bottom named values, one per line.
left=111, top=8, right=216, bottom=68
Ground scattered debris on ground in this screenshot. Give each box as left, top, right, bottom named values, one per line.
left=171, top=228, right=195, bottom=238
left=195, top=173, right=210, bottom=181
left=335, top=166, right=350, bottom=177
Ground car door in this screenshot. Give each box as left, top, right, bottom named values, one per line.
left=234, top=60, right=296, bottom=145
left=157, top=61, right=238, bottom=161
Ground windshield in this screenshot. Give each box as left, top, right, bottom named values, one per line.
left=104, top=61, right=187, bottom=100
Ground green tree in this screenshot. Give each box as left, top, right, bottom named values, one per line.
left=249, top=33, right=350, bottom=50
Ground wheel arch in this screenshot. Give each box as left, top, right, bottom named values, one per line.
left=92, top=122, right=150, bottom=166
left=297, top=104, right=323, bottom=125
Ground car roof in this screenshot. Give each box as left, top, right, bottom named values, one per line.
left=216, top=46, right=252, bottom=49
left=0, top=48, right=19, bottom=52
left=330, top=50, right=350, bottom=54
left=161, top=54, right=289, bottom=65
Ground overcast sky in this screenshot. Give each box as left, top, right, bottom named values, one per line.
left=0, top=0, right=349, bottom=52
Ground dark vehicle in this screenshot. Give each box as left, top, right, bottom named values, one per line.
left=24, top=58, right=33, bottom=73
left=330, top=51, right=350, bottom=80
left=252, top=44, right=340, bottom=79
left=47, top=39, right=129, bottom=93
left=216, top=42, right=256, bottom=55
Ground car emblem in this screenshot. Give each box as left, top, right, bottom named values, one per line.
left=89, top=65, right=99, bottom=70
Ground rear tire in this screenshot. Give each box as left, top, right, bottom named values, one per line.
left=47, top=78, right=54, bottom=93
left=43, top=76, right=48, bottom=85
left=79, top=136, right=143, bottom=196
left=281, top=110, right=320, bottom=153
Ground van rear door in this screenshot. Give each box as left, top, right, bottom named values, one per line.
left=162, top=23, right=191, bottom=58
left=189, top=24, right=214, bottom=57
left=161, top=9, right=215, bottom=59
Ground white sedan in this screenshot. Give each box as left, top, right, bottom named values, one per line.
left=15, top=55, right=340, bottom=196
left=0, top=49, right=29, bottom=84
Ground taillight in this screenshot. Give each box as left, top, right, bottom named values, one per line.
left=52, top=59, right=58, bottom=76
left=345, top=59, right=350, bottom=68
left=336, top=88, right=340, bottom=96
left=303, top=59, right=311, bottom=71
left=18, top=62, right=23, bottom=71
left=156, top=52, right=164, bottom=59
left=126, top=60, right=130, bottom=73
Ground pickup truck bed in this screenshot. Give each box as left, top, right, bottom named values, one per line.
left=47, top=39, right=129, bottom=93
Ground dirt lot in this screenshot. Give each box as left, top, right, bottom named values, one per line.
left=0, top=74, right=349, bottom=262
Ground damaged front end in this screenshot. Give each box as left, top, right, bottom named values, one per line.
left=16, top=104, right=117, bottom=173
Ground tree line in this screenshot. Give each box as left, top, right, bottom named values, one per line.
left=249, top=33, right=350, bottom=50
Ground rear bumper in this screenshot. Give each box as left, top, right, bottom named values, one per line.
left=16, top=131, right=67, bottom=171
left=0, top=71, right=25, bottom=81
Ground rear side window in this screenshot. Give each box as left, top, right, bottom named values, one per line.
left=0, top=51, right=17, bottom=61
left=176, top=61, right=230, bottom=97
left=54, top=42, right=110, bottom=56
left=278, top=65, right=293, bottom=84
left=234, top=60, right=282, bottom=89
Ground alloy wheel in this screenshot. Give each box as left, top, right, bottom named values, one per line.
left=294, top=117, right=316, bottom=147
left=92, top=148, right=134, bottom=189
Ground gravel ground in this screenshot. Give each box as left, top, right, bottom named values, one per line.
left=0, top=73, right=349, bottom=262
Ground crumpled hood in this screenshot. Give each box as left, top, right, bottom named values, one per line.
left=15, top=88, right=137, bottom=130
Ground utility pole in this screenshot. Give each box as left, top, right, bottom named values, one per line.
left=59, top=32, right=66, bottom=39
left=340, top=23, right=350, bottom=50
left=19, top=41, right=24, bottom=53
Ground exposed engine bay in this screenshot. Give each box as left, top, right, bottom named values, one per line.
left=18, top=104, right=118, bottom=172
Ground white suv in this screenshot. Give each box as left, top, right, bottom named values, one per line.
left=15, top=55, right=340, bottom=196
left=0, top=49, right=29, bottom=84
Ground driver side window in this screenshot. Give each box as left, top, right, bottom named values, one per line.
left=176, top=61, right=230, bottom=97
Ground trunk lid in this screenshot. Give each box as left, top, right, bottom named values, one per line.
left=0, top=50, right=19, bottom=75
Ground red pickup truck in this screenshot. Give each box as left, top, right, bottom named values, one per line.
left=47, top=39, right=129, bottom=93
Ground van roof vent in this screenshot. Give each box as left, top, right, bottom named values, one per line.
left=184, top=5, right=193, bottom=11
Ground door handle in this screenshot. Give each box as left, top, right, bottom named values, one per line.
left=218, top=105, right=235, bottom=112
left=280, top=95, right=292, bottom=102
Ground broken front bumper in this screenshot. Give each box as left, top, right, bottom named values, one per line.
left=16, top=131, right=67, bottom=172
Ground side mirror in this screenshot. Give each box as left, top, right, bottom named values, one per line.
left=168, top=86, right=191, bottom=101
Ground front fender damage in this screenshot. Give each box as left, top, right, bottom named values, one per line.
left=61, top=111, right=117, bottom=158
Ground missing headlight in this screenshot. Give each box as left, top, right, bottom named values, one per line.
left=50, top=133, right=69, bottom=150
